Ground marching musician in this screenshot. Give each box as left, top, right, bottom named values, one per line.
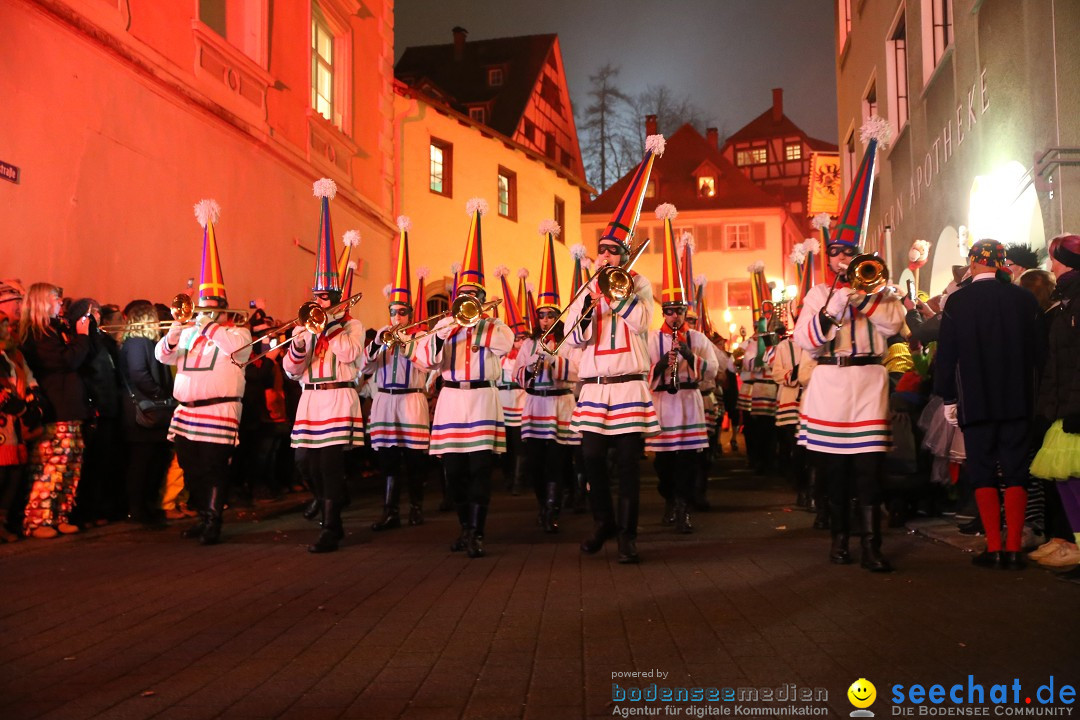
left=410, top=199, right=514, bottom=559
left=366, top=217, right=431, bottom=532
left=497, top=268, right=529, bottom=496
left=156, top=200, right=251, bottom=545
left=283, top=180, right=365, bottom=554
left=646, top=205, right=717, bottom=534
left=793, top=119, right=902, bottom=572
left=514, top=220, right=581, bottom=534
left=564, top=135, right=665, bottom=564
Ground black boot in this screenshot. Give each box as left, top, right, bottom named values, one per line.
left=662, top=499, right=675, bottom=525
left=573, top=472, right=588, bottom=514
left=371, top=476, right=401, bottom=531
left=438, top=465, right=453, bottom=512
left=180, top=515, right=207, bottom=539
left=302, top=497, right=321, bottom=522
left=450, top=503, right=470, bottom=552
left=616, top=497, right=640, bottom=564
left=859, top=505, right=892, bottom=572
left=510, top=455, right=526, bottom=496
left=543, top=481, right=560, bottom=534
left=828, top=499, right=850, bottom=564
left=200, top=486, right=224, bottom=546
left=810, top=468, right=829, bottom=529
left=467, top=504, right=487, bottom=558
left=693, top=452, right=711, bottom=511
left=406, top=474, right=424, bottom=525
left=674, top=500, right=693, bottom=534
left=309, top=500, right=344, bottom=553
left=580, top=520, right=616, bottom=554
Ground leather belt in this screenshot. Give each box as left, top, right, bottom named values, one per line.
left=525, top=388, right=573, bottom=397
left=655, top=382, right=699, bottom=393
left=579, top=373, right=647, bottom=385
left=180, top=396, right=242, bottom=408
left=816, top=356, right=882, bottom=367
left=301, top=381, right=356, bottom=390
left=443, top=380, right=494, bottom=389
left=377, top=387, right=423, bottom=395
left=497, top=383, right=521, bottom=390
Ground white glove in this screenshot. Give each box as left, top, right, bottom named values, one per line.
left=433, top=315, right=457, bottom=341
left=195, top=313, right=212, bottom=329
left=825, top=287, right=856, bottom=318
left=943, top=403, right=958, bottom=427
left=290, top=324, right=309, bottom=350
left=166, top=321, right=183, bottom=345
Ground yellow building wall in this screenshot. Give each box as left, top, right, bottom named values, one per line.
left=393, top=92, right=582, bottom=313
left=581, top=208, right=790, bottom=337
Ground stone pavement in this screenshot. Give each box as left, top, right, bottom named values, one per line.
left=1, top=453, right=1077, bottom=720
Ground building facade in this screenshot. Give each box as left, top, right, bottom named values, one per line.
left=394, top=31, right=590, bottom=315
left=835, top=0, right=1080, bottom=294
left=0, top=0, right=397, bottom=320
left=581, top=120, right=805, bottom=337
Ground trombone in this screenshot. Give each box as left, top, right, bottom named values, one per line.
left=387, top=295, right=502, bottom=346
left=537, top=236, right=650, bottom=357
left=821, top=254, right=889, bottom=328
left=231, top=292, right=363, bottom=367
left=97, top=292, right=243, bottom=332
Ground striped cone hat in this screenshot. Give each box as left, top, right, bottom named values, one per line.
left=389, top=216, right=413, bottom=308
left=457, top=198, right=489, bottom=295
left=337, top=230, right=360, bottom=300
left=831, top=117, right=892, bottom=250
left=747, top=261, right=771, bottom=325
left=495, top=266, right=527, bottom=336
left=413, top=266, right=430, bottom=329
left=600, top=134, right=666, bottom=251
left=680, top=230, right=697, bottom=314
left=655, top=203, right=686, bottom=306
left=193, top=199, right=228, bottom=307
left=312, top=178, right=341, bottom=293
left=569, top=243, right=588, bottom=296
left=536, top=220, right=562, bottom=311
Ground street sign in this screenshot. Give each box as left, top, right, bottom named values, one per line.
left=0, top=161, right=19, bottom=184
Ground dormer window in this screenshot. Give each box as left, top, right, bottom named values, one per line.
left=468, top=106, right=486, bottom=124
left=645, top=179, right=657, bottom=198
left=487, top=67, right=504, bottom=87
left=698, top=176, right=716, bottom=197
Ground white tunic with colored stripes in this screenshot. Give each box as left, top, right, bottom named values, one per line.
left=770, top=337, right=806, bottom=427
left=644, top=328, right=717, bottom=452
left=362, top=326, right=430, bottom=451
left=498, top=352, right=525, bottom=428
left=793, top=283, right=905, bottom=454
left=283, top=316, right=365, bottom=449
left=410, top=315, right=514, bottom=455
left=742, top=342, right=779, bottom=417
left=563, top=272, right=659, bottom=437
left=513, top=337, right=581, bottom=445
left=155, top=321, right=251, bottom=446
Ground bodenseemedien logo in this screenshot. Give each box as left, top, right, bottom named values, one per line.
left=848, top=678, right=877, bottom=717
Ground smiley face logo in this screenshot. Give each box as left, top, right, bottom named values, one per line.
left=847, top=678, right=876, bottom=715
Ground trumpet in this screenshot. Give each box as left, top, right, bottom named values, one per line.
left=821, top=254, right=890, bottom=328
left=538, top=236, right=650, bottom=357
left=231, top=292, right=363, bottom=367
left=389, top=295, right=502, bottom=346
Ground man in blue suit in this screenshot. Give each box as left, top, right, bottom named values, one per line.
left=934, top=239, right=1044, bottom=570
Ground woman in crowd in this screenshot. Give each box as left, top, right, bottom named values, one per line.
left=18, top=282, right=92, bottom=538
left=119, top=300, right=174, bottom=526
left=0, top=310, right=39, bottom=542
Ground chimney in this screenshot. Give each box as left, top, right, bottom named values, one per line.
left=772, top=88, right=783, bottom=121
left=452, top=26, right=468, bottom=62
left=706, top=127, right=719, bottom=149
left=645, top=114, right=658, bottom=137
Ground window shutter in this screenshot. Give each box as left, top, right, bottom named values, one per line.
left=752, top=222, right=766, bottom=249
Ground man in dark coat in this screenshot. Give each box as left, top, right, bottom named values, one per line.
left=934, top=240, right=1045, bottom=569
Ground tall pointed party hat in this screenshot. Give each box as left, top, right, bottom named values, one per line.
left=494, top=265, right=527, bottom=336
left=413, top=266, right=430, bottom=328
left=655, top=203, right=686, bottom=306
left=312, top=178, right=341, bottom=293
left=389, top=216, right=413, bottom=307
left=337, top=230, right=360, bottom=300
left=450, top=262, right=462, bottom=300
left=831, top=117, right=892, bottom=249
left=600, top=134, right=666, bottom=250
left=789, top=237, right=820, bottom=321
left=457, top=198, right=489, bottom=294
left=679, top=230, right=696, bottom=313
left=193, top=199, right=228, bottom=307
left=516, top=268, right=531, bottom=334
left=694, top=274, right=714, bottom=337
left=811, top=212, right=832, bottom=246
left=747, top=260, right=770, bottom=325
left=536, top=220, right=562, bottom=311
left=569, top=243, right=588, bottom=295
left=525, top=282, right=539, bottom=334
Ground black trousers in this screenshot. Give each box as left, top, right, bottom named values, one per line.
left=581, top=431, right=643, bottom=535
left=376, top=446, right=426, bottom=479
left=442, top=450, right=494, bottom=506
left=295, top=445, right=348, bottom=503
left=525, top=438, right=567, bottom=506
left=76, top=416, right=125, bottom=522
left=654, top=450, right=696, bottom=502
left=173, top=436, right=233, bottom=513
left=815, top=450, right=883, bottom=531
left=125, top=440, right=171, bottom=521
left=1, top=465, right=26, bottom=534
left=961, top=419, right=1030, bottom=489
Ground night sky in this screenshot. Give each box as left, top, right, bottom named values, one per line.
left=394, top=0, right=839, bottom=144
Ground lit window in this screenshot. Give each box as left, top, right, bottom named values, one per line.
left=698, top=176, right=716, bottom=197
left=497, top=167, right=517, bottom=220
left=554, top=196, right=566, bottom=240
left=736, top=148, right=767, bottom=166
left=645, top=179, right=657, bottom=198
left=922, top=0, right=953, bottom=80
left=469, top=106, right=486, bottom=124
left=727, top=280, right=752, bottom=307
left=488, top=68, right=504, bottom=87
left=311, top=12, right=335, bottom=124
left=863, top=81, right=877, bottom=123
left=725, top=224, right=751, bottom=251
left=887, top=7, right=910, bottom=132
left=838, top=0, right=852, bottom=51
left=785, top=143, right=802, bottom=161
left=430, top=138, right=452, bottom=196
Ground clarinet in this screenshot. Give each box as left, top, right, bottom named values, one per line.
left=667, top=328, right=680, bottom=395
